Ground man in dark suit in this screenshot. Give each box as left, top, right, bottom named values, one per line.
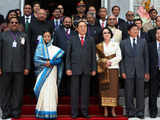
left=0, top=17, right=30, bottom=119
left=54, top=16, right=75, bottom=95
left=20, top=4, right=34, bottom=33
left=134, top=19, right=147, bottom=39
left=120, top=24, right=149, bottom=119
left=97, top=7, right=107, bottom=29
left=112, top=5, right=128, bottom=39
left=51, top=8, right=62, bottom=31
left=148, top=27, right=160, bottom=118
left=147, top=16, right=160, bottom=43
left=66, top=20, right=96, bottom=118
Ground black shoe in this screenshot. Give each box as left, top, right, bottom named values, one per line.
left=137, top=115, right=144, bottom=119
left=72, top=115, right=79, bottom=119
left=82, top=114, right=90, bottom=118
left=150, top=114, right=157, bottom=118
left=2, top=114, right=11, bottom=119
left=127, top=115, right=135, bottom=118
left=11, top=114, right=20, bottom=119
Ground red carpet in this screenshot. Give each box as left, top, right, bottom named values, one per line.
left=11, top=96, right=128, bottom=120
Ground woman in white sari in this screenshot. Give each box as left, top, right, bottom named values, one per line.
left=34, top=31, right=64, bottom=119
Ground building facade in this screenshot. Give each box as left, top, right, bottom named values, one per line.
left=0, top=0, right=160, bottom=19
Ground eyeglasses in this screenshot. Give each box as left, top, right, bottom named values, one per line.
left=108, top=18, right=116, bottom=21
left=103, top=32, right=110, bottom=34
left=127, top=14, right=134, bottom=17
left=58, top=7, right=64, bottom=9
left=10, top=22, right=18, bottom=24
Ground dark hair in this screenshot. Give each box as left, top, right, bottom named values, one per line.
left=6, top=10, right=18, bottom=22
left=42, top=30, right=53, bottom=38
left=53, top=8, right=61, bottom=13
left=98, top=7, right=107, bottom=13
left=155, top=16, right=160, bottom=21
left=7, top=17, right=20, bottom=24
left=24, top=3, right=32, bottom=8
left=63, top=16, right=72, bottom=22
left=127, top=23, right=138, bottom=31
left=156, top=27, right=160, bottom=33
left=134, top=18, right=143, bottom=24
left=149, top=8, right=158, bottom=14
left=112, top=5, right=120, bottom=12
left=77, top=19, right=87, bottom=27
left=32, top=1, right=40, bottom=7
left=101, top=27, right=113, bottom=39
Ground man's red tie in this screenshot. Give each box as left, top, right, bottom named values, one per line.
left=81, top=36, right=84, bottom=46
left=102, top=21, right=104, bottom=28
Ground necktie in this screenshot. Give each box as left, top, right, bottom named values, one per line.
left=158, top=43, right=160, bottom=68
left=101, top=21, right=104, bottom=29
left=25, top=18, right=29, bottom=32
left=133, top=38, right=136, bottom=49
left=55, top=20, right=59, bottom=30
left=66, top=29, right=69, bottom=35
left=81, top=36, right=84, bottom=46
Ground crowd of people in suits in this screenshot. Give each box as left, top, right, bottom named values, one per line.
left=0, top=0, right=160, bottom=119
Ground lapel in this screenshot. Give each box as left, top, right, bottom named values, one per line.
left=127, top=38, right=134, bottom=55
left=83, top=35, right=89, bottom=47
left=76, top=35, right=83, bottom=49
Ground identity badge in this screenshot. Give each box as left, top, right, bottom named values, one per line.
left=12, top=40, right=17, bottom=48
left=21, top=37, right=25, bottom=45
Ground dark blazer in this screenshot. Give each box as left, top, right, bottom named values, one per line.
left=116, top=18, right=128, bottom=40
left=51, top=19, right=62, bottom=31
left=120, top=38, right=149, bottom=78
left=0, top=30, right=30, bottom=72
left=66, top=34, right=96, bottom=75
left=148, top=41, right=159, bottom=78
left=20, top=16, right=34, bottom=28
left=147, top=28, right=156, bottom=43
left=54, top=26, right=75, bottom=53
left=139, top=29, right=147, bottom=39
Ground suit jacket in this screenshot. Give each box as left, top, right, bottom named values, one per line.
left=147, top=28, right=156, bottom=43
left=148, top=41, right=159, bottom=78
left=0, top=30, right=30, bottom=72
left=54, top=26, right=75, bottom=53
left=20, top=16, right=34, bottom=28
left=51, top=19, right=62, bottom=31
left=120, top=38, right=149, bottom=78
left=116, top=18, right=128, bottom=40
left=139, top=29, right=147, bottom=39
left=66, top=34, right=96, bottom=75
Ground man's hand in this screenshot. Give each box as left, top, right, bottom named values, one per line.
left=91, top=71, right=96, bottom=76
left=145, top=73, right=150, bottom=81
left=122, top=73, right=127, bottom=79
left=66, top=70, right=72, bottom=76
left=24, top=69, right=29, bottom=75
left=0, top=69, right=2, bottom=76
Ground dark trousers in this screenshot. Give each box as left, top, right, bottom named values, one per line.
left=0, top=72, right=24, bottom=115
left=125, top=76, right=144, bottom=116
left=149, top=70, right=160, bottom=115
left=71, top=74, right=90, bottom=116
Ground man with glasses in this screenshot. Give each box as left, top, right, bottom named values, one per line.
left=57, top=4, right=64, bottom=19
left=66, top=20, right=96, bottom=118
left=0, top=17, right=30, bottom=119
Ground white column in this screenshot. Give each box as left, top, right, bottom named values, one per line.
left=20, top=0, right=24, bottom=16
left=129, top=0, right=134, bottom=11
left=101, top=0, right=108, bottom=8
